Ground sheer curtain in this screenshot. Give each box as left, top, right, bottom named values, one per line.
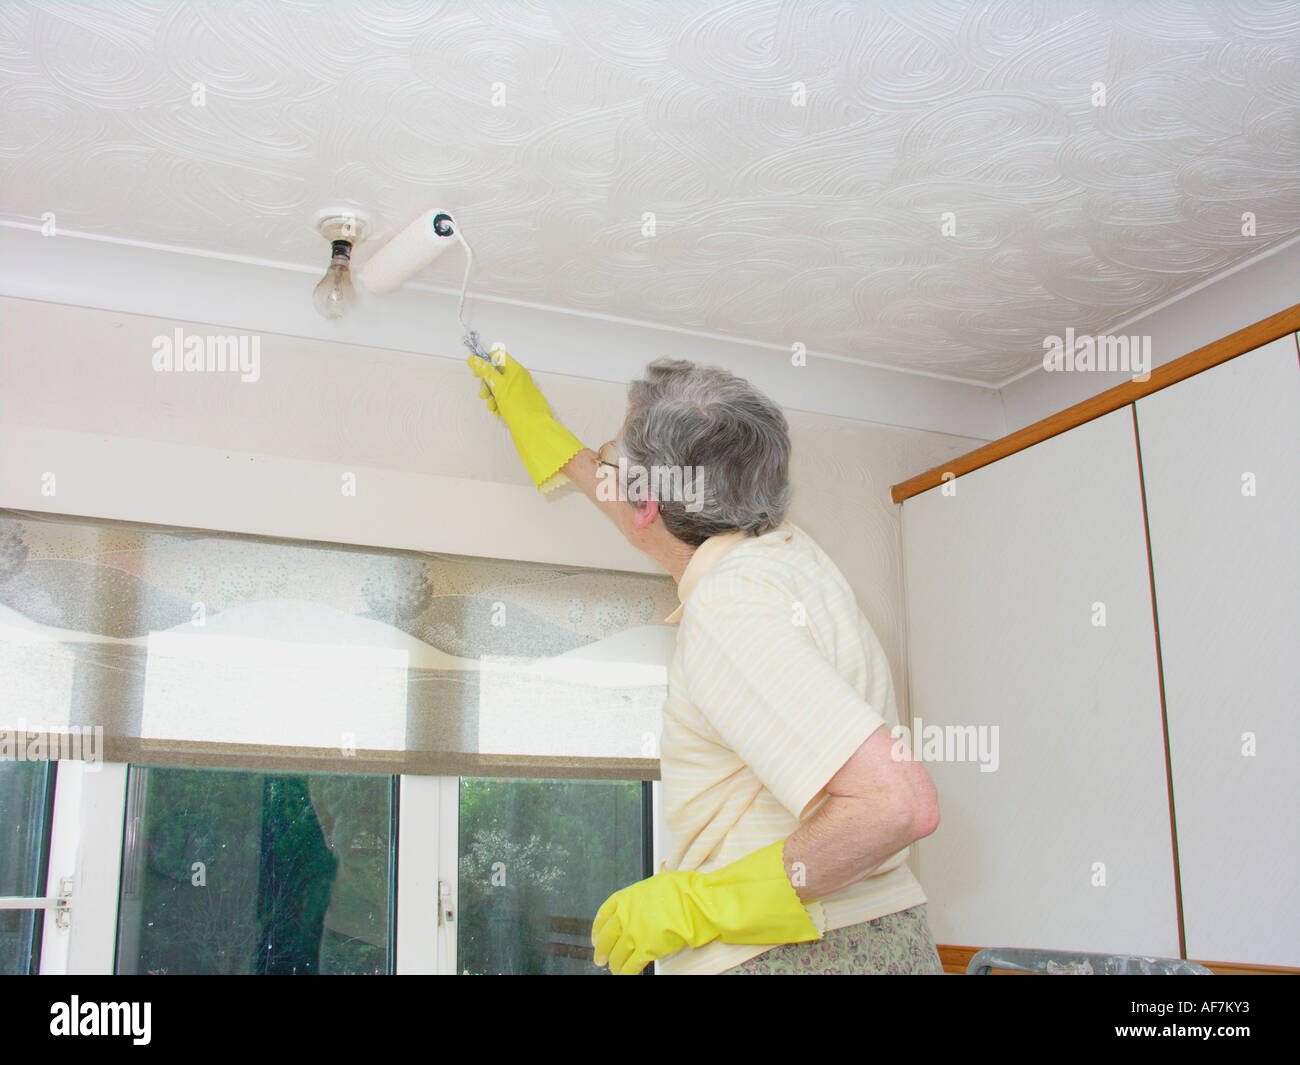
left=0, top=508, right=676, bottom=781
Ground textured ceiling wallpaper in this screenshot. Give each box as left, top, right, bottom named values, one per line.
left=1, top=0, right=1297, bottom=383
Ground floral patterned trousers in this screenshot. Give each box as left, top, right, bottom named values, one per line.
left=720, top=904, right=944, bottom=975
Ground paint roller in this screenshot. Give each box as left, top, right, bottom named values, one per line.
left=359, top=208, right=499, bottom=363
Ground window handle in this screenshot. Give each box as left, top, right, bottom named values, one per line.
left=437, top=880, right=454, bottom=926
left=0, top=876, right=74, bottom=929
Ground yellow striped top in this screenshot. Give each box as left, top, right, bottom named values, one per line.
left=656, top=521, right=926, bottom=975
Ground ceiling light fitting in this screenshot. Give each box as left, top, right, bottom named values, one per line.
left=312, top=208, right=370, bottom=320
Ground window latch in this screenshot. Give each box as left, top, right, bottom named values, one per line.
left=437, top=879, right=454, bottom=926
left=0, top=876, right=74, bottom=930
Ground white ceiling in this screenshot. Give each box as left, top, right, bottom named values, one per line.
left=2, top=0, right=1298, bottom=385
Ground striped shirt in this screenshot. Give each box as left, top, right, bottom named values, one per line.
left=656, top=521, right=927, bottom=975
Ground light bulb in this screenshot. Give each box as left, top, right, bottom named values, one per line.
left=313, top=240, right=355, bottom=319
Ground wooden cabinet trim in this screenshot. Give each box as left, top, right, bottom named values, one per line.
left=891, top=304, right=1300, bottom=503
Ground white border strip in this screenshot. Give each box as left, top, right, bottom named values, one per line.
left=0, top=223, right=1004, bottom=440
left=0, top=422, right=660, bottom=573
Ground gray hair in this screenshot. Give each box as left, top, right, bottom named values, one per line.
left=619, top=359, right=791, bottom=546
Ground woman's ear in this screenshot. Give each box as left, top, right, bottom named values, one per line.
left=633, top=498, right=660, bottom=529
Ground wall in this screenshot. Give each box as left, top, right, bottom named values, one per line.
left=0, top=294, right=983, bottom=731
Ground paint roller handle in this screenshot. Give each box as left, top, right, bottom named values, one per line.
left=461, top=329, right=501, bottom=364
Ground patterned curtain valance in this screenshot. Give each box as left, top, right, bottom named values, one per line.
left=0, top=509, right=675, bottom=780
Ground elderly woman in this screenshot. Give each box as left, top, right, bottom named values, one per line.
left=469, top=350, right=943, bottom=976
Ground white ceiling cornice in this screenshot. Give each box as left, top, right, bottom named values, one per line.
left=0, top=220, right=1006, bottom=440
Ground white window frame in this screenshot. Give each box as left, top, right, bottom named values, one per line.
left=40, top=761, right=128, bottom=975
left=36, top=764, right=656, bottom=975
left=395, top=774, right=458, bottom=975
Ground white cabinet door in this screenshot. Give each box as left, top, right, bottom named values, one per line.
left=1135, top=333, right=1300, bottom=968
left=903, top=407, right=1178, bottom=956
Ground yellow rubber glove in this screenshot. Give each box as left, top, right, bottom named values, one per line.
left=591, top=839, right=822, bottom=975
left=467, top=347, right=586, bottom=493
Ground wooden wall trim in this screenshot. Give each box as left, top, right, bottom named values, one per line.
left=937, top=944, right=1300, bottom=976
left=891, top=303, right=1300, bottom=503
left=1131, top=404, right=1187, bottom=960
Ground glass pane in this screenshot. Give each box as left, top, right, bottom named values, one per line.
left=0, top=760, right=56, bottom=975
left=115, top=766, right=393, bottom=975
left=457, top=778, right=648, bottom=974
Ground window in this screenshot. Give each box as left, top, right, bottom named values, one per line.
left=457, top=778, right=650, bottom=974
left=2, top=509, right=669, bottom=973
left=105, top=764, right=652, bottom=975
left=115, top=767, right=395, bottom=975
left=0, top=760, right=57, bottom=975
